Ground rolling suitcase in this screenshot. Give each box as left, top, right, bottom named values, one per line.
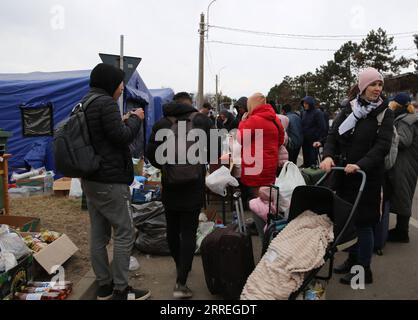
left=200, top=191, right=255, bottom=300
left=374, top=200, right=390, bottom=256
left=262, top=185, right=287, bottom=255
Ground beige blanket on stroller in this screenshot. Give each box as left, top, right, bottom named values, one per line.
left=241, top=211, right=334, bottom=300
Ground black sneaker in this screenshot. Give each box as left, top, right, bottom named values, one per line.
left=112, top=286, right=151, bottom=300
left=333, top=256, right=357, bottom=274
left=173, top=284, right=193, bottom=299
left=97, top=283, right=113, bottom=300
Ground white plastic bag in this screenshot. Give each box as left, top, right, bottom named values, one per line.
left=206, top=166, right=239, bottom=197
left=195, top=222, right=215, bottom=254
left=129, top=256, right=140, bottom=271
left=0, top=251, right=18, bottom=272
left=69, top=178, right=83, bottom=198
left=0, top=232, right=31, bottom=260
left=275, top=161, right=306, bottom=218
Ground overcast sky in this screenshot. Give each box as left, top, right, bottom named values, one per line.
left=0, top=0, right=417, bottom=98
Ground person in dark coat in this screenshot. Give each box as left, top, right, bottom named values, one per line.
left=200, top=102, right=216, bottom=126
left=146, top=92, right=214, bottom=299
left=81, top=63, right=150, bottom=300
left=216, top=109, right=236, bottom=132
left=301, top=96, right=327, bottom=167
left=316, top=104, right=330, bottom=145
left=321, top=67, right=394, bottom=285
left=282, top=104, right=303, bottom=164
left=386, top=93, right=418, bottom=243
left=231, top=96, right=248, bottom=129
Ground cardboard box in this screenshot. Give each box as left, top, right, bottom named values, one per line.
left=0, top=254, right=33, bottom=300
left=16, top=174, right=53, bottom=194
left=20, top=232, right=79, bottom=275
left=53, top=177, right=72, bottom=197
left=0, top=215, right=40, bottom=232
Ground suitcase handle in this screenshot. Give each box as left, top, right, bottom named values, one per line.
left=268, top=185, right=283, bottom=224
left=233, top=191, right=247, bottom=234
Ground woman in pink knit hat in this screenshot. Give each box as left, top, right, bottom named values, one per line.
left=320, top=67, right=394, bottom=286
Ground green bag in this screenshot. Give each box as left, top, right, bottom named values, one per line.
left=301, top=167, right=326, bottom=186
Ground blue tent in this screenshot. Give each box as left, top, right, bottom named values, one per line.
left=0, top=70, right=159, bottom=174
left=149, top=88, right=174, bottom=122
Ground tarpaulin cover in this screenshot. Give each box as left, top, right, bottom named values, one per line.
left=0, top=70, right=166, bottom=174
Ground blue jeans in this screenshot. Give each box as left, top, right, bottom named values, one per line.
left=350, top=226, right=374, bottom=267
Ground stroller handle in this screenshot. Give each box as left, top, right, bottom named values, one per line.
left=315, top=167, right=366, bottom=252
left=316, top=167, right=366, bottom=193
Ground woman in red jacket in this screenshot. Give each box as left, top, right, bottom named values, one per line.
left=238, top=93, right=285, bottom=244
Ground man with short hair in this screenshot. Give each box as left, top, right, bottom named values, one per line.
left=200, top=102, right=216, bottom=125
left=146, top=92, right=214, bottom=299
left=81, top=63, right=150, bottom=300
left=200, top=102, right=212, bottom=115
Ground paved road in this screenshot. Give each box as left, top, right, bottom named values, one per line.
left=129, top=187, right=418, bottom=300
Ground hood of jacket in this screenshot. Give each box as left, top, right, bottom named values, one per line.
left=250, top=104, right=278, bottom=121
left=301, top=96, right=316, bottom=111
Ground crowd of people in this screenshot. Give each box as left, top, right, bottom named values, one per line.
left=78, top=63, right=417, bottom=300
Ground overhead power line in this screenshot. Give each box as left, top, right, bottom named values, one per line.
left=208, top=25, right=418, bottom=41
left=207, top=40, right=417, bottom=52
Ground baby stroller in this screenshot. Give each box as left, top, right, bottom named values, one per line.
left=286, top=167, right=366, bottom=300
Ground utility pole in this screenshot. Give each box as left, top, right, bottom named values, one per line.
left=215, top=74, right=219, bottom=112
left=197, top=13, right=205, bottom=109
left=119, top=35, right=124, bottom=116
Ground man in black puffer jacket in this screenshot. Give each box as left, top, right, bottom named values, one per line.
left=81, top=63, right=150, bottom=301
left=147, top=92, right=214, bottom=299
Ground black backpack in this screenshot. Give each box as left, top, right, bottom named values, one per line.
left=161, top=112, right=205, bottom=185
left=53, top=94, right=103, bottom=178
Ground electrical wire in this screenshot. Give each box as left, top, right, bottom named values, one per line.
left=208, top=24, right=418, bottom=41
left=207, top=40, right=416, bottom=52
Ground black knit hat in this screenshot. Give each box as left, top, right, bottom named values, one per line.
left=90, top=63, right=125, bottom=97
left=234, top=97, right=248, bottom=111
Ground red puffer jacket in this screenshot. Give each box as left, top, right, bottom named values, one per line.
left=238, top=104, right=284, bottom=187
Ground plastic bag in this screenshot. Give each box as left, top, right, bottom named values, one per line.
left=132, top=202, right=170, bottom=256
left=132, top=202, right=165, bottom=227
left=275, top=161, right=306, bottom=219
left=11, top=167, right=45, bottom=182
left=0, top=232, right=31, bottom=260
left=0, top=225, right=9, bottom=236
left=135, top=226, right=170, bottom=256
left=0, top=251, right=18, bottom=272
left=195, top=222, right=215, bottom=254
left=69, top=178, right=83, bottom=198
left=206, top=166, right=239, bottom=197
left=129, top=256, right=140, bottom=271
